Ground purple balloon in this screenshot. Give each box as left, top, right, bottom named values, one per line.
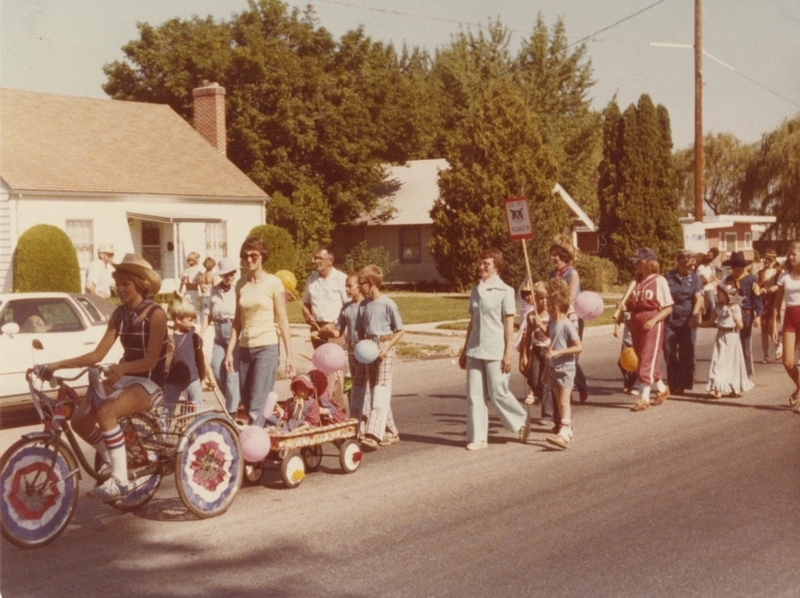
left=312, top=342, right=347, bottom=374
left=574, top=291, right=605, bottom=321
left=239, top=425, right=271, bottom=462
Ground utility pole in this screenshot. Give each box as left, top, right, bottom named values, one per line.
left=694, top=0, right=704, bottom=222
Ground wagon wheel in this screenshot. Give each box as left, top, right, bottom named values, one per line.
left=243, top=464, right=263, bottom=486
left=301, top=445, right=323, bottom=472
left=280, top=450, right=305, bottom=489
left=338, top=439, right=362, bottom=474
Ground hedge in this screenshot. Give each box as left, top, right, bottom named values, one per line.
left=14, top=224, right=82, bottom=292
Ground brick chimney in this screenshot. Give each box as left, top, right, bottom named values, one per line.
left=192, top=80, right=226, bottom=156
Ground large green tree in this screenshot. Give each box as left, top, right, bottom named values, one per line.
left=597, top=95, right=682, bottom=278
left=674, top=133, right=755, bottom=216
left=429, top=78, right=565, bottom=289
left=514, top=15, right=601, bottom=220
left=742, top=114, right=800, bottom=240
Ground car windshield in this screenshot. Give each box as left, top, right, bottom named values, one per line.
left=0, top=298, right=85, bottom=333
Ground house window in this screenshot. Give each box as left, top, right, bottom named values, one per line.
left=141, top=221, right=162, bottom=272
left=65, top=220, right=94, bottom=269
left=205, top=222, right=228, bottom=260
left=744, top=232, right=752, bottom=249
left=725, top=233, right=737, bottom=253
left=399, top=226, right=422, bottom=264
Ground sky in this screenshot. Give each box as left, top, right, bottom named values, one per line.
left=1, top=0, right=798, bottom=150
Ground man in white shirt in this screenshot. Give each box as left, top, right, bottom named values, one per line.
left=85, top=243, right=115, bottom=299
left=303, top=245, right=348, bottom=408
left=303, top=245, right=348, bottom=349
left=696, top=248, right=719, bottom=318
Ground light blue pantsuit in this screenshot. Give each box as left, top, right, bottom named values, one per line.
left=466, top=356, right=528, bottom=443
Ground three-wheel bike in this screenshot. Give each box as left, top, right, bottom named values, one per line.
left=0, top=366, right=244, bottom=548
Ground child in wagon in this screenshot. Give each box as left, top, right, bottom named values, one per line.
left=273, top=371, right=346, bottom=432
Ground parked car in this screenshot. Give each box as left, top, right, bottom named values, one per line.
left=0, top=292, right=124, bottom=427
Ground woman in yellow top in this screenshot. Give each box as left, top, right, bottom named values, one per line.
left=225, top=236, right=295, bottom=426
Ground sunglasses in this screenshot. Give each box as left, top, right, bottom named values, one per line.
left=241, top=252, right=261, bottom=262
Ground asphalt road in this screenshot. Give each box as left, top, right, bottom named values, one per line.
left=2, top=327, right=799, bottom=598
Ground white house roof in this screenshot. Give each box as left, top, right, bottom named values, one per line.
left=0, top=88, right=267, bottom=201
left=680, top=214, right=776, bottom=230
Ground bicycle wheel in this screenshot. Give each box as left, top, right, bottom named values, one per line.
left=1, top=437, right=79, bottom=549
left=100, top=413, right=163, bottom=512
left=175, top=416, right=243, bottom=519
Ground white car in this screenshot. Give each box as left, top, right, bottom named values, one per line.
left=0, top=292, right=124, bottom=425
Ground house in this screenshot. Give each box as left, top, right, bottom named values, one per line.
left=0, top=83, right=268, bottom=293
left=681, top=214, right=777, bottom=260
left=334, top=159, right=599, bottom=286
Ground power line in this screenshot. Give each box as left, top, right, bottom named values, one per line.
left=565, top=0, right=670, bottom=48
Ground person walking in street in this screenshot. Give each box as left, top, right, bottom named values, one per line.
left=458, top=248, right=531, bottom=450
left=621, top=248, right=674, bottom=412
left=722, top=251, right=762, bottom=378
left=758, top=248, right=783, bottom=363
left=85, top=243, right=115, bottom=299
left=202, top=257, right=241, bottom=417
left=772, top=241, right=800, bottom=410
left=225, top=237, right=295, bottom=426
left=303, top=245, right=348, bottom=407
left=664, top=249, right=703, bottom=394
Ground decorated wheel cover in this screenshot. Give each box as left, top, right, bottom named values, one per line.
left=178, top=420, right=241, bottom=512
left=1, top=445, right=76, bottom=543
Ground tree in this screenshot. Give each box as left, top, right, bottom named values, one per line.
left=14, top=225, right=81, bottom=292
left=597, top=95, right=683, bottom=279
left=742, top=114, right=800, bottom=240
left=514, top=15, right=602, bottom=220
left=429, top=78, right=565, bottom=289
left=674, top=133, right=755, bottom=216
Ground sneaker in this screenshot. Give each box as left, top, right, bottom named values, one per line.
left=466, top=440, right=488, bottom=451
left=631, top=399, right=650, bottom=412
left=379, top=434, right=400, bottom=446
left=776, top=343, right=783, bottom=360
left=546, top=427, right=572, bottom=450
left=652, top=386, right=670, bottom=406
left=361, top=437, right=380, bottom=450
left=88, top=476, right=128, bottom=502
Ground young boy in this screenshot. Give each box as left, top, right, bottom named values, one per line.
left=544, top=286, right=583, bottom=450
left=351, top=265, right=404, bottom=449
left=164, top=302, right=212, bottom=420
left=520, top=282, right=552, bottom=419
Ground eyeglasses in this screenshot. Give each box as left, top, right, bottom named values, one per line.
left=313, top=255, right=331, bottom=262
left=241, top=252, right=261, bottom=262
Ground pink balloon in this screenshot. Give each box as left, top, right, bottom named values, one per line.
left=311, top=342, right=347, bottom=374
left=574, top=291, right=605, bottom=321
left=239, top=425, right=271, bottom=462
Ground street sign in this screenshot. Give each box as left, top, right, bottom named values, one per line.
left=503, top=196, right=533, bottom=240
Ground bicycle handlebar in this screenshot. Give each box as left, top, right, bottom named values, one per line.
left=27, top=364, right=112, bottom=386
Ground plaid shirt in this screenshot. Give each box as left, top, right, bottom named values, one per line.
left=113, top=299, right=168, bottom=387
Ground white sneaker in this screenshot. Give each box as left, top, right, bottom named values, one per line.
left=88, top=476, right=128, bottom=502
left=466, top=440, right=488, bottom=451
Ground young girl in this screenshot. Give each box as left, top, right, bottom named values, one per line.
left=515, top=279, right=536, bottom=402
left=695, top=284, right=754, bottom=398
left=622, top=248, right=674, bottom=412
left=772, top=241, right=800, bottom=409
left=519, top=282, right=551, bottom=420
left=544, top=287, right=582, bottom=450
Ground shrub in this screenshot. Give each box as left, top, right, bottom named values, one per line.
left=342, top=242, right=398, bottom=278
left=247, top=224, right=296, bottom=274
left=576, top=254, right=618, bottom=292
left=13, top=224, right=82, bottom=292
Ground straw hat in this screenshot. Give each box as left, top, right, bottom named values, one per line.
left=113, top=253, right=161, bottom=295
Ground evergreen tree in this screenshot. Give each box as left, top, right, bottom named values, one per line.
left=598, top=95, right=682, bottom=278
left=429, top=78, right=565, bottom=289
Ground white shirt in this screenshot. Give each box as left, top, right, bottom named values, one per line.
left=778, top=272, right=800, bottom=308
left=303, top=267, right=348, bottom=322
left=85, top=258, right=114, bottom=298
left=696, top=263, right=715, bottom=291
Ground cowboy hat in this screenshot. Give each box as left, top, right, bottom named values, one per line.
left=113, top=253, right=161, bottom=295
left=721, top=251, right=752, bottom=268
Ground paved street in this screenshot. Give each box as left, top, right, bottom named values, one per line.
left=2, top=326, right=799, bottom=597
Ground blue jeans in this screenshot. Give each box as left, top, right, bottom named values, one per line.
left=211, top=321, right=240, bottom=414
left=239, top=344, right=279, bottom=427
left=164, top=379, right=203, bottom=412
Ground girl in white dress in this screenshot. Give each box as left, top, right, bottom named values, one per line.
left=696, top=284, right=754, bottom=398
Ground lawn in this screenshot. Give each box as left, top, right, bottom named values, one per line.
left=287, top=290, right=624, bottom=328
